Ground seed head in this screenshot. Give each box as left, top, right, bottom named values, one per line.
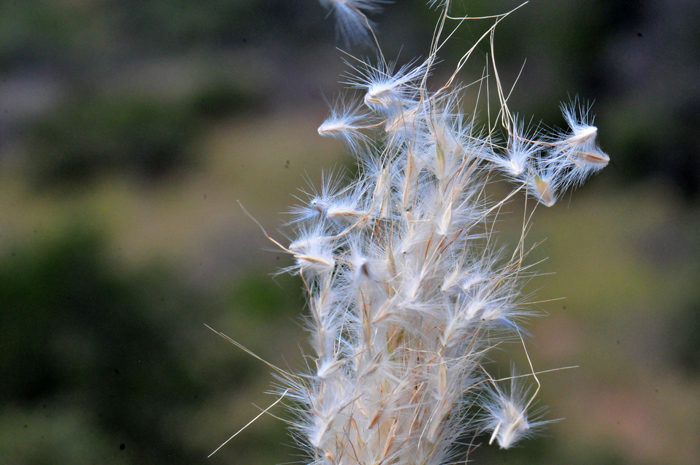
left=226, top=2, right=610, bottom=464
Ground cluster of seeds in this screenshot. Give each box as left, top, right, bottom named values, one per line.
left=272, top=2, right=609, bottom=464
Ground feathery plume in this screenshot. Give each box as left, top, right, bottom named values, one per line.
left=221, top=1, right=610, bottom=463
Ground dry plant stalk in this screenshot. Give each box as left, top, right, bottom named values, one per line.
left=220, top=1, right=609, bottom=463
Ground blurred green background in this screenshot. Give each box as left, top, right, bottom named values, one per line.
left=1, top=1, right=698, bottom=464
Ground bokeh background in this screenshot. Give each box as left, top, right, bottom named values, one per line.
left=1, top=1, right=699, bottom=464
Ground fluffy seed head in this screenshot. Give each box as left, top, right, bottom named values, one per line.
left=247, top=3, right=610, bottom=465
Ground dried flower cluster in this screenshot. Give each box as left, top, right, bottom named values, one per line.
left=233, top=1, right=609, bottom=464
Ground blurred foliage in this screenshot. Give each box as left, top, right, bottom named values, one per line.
left=0, top=0, right=109, bottom=70
left=0, top=228, right=288, bottom=464
left=30, top=96, right=198, bottom=184
left=671, top=302, right=700, bottom=376
left=28, top=81, right=254, bottom=186
left=116, top=0, right=253, bottom=49
left=226, top=272, right=304, bottom=322
left=1, top=230, right=193, bottom=461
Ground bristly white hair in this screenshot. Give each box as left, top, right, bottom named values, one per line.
left=319, top=0, right=391, bottom=47
left=317, top=96, right=375, bottom=156
left=546, top=99, right=610, bottom=191
left=483, top=366, right=556, bottom=450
